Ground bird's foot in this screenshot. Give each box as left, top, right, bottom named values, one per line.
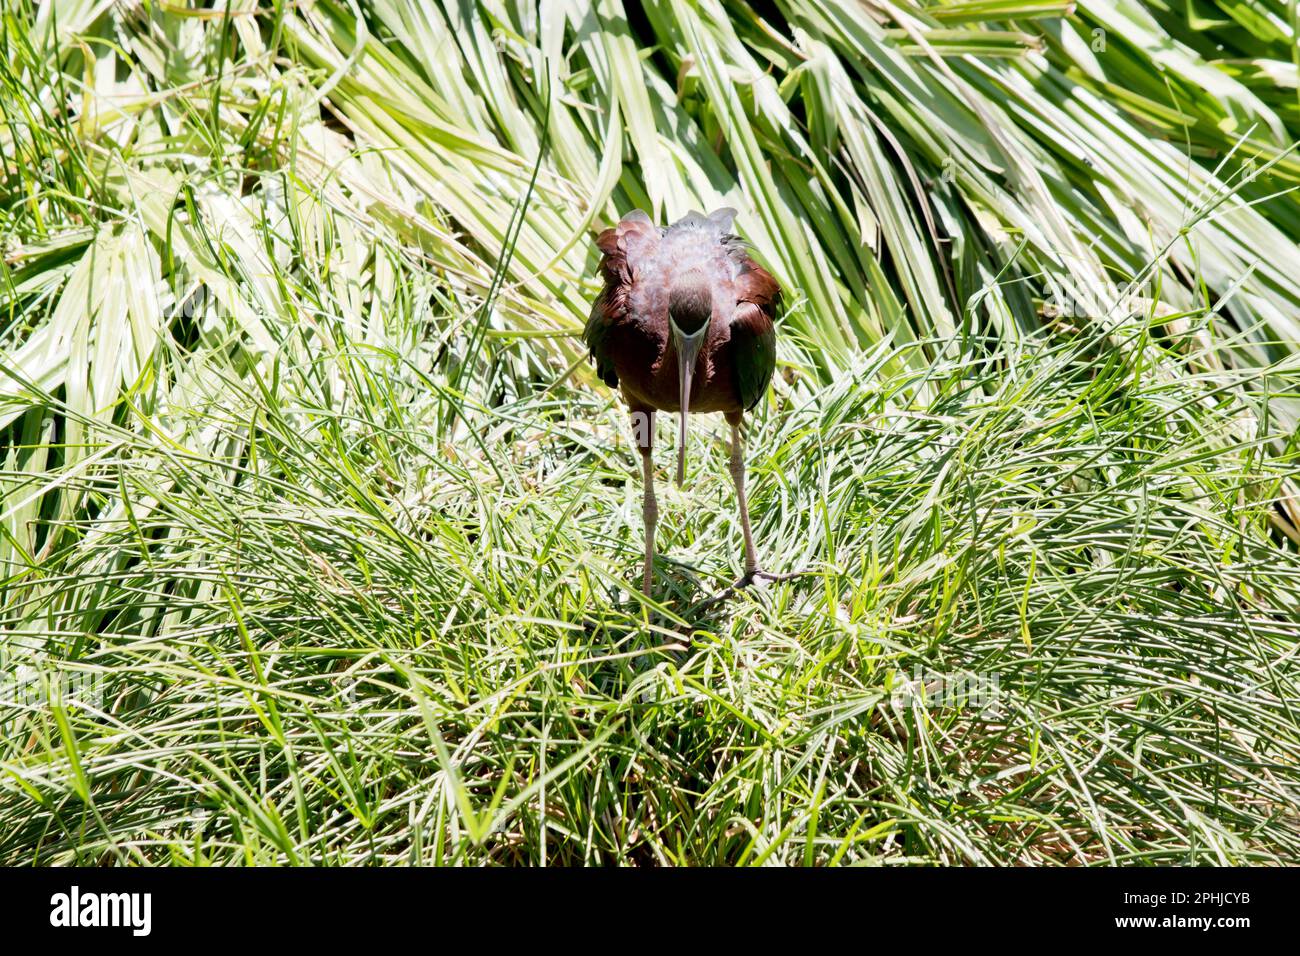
left=744, top=569, right=815, bottom=586
left=692, top=567, right=817, bottom=613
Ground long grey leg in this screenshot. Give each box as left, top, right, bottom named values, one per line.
left=728, top=421, right=759, bottom=576
left=635, top=411, right=657, bottom=596
left=692, top=419, right=815, bottom=611
left=641, top=448, right=658, bottom=595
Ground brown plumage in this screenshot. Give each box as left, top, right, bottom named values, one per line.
left=585, top=208, right=780, bottom=597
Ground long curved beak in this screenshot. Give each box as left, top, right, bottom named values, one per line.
left=670, top=317, right=710, bottom=487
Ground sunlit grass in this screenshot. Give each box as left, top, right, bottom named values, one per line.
left=2, top=0, right=1299, bottom=864
left=4, top=320, right=1299, bottom=864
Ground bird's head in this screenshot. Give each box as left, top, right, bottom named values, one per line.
left=668, top=269, right=713, bottom=487
left=668, top=269, right=713, bottom=337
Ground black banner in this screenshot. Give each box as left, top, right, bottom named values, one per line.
left=0, top=866, right=1285, bottom=943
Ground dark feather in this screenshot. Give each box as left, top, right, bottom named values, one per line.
left=586, top=206, right=780, bottom=414
left=730, top=258, right=779, bottom=411
left=584, top=210, right=660, bottom=387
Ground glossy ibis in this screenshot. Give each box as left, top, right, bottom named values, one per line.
left=585, top=207, right=784, bottom=597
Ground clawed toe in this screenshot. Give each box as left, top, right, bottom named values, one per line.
left=741, top=568, right=816, bottom=589
left=692, top=567, right=817, bottom=612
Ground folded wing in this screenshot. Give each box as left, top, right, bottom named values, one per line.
left=726, top=240, right=779, bottom=411
left=585, top=210, right=661, bottom=387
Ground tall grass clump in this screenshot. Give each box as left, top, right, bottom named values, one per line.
left=1, top=0, right=1298, bottom=864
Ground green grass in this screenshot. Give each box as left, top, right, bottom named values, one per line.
left=2, top=0, right=1299, bottom=864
